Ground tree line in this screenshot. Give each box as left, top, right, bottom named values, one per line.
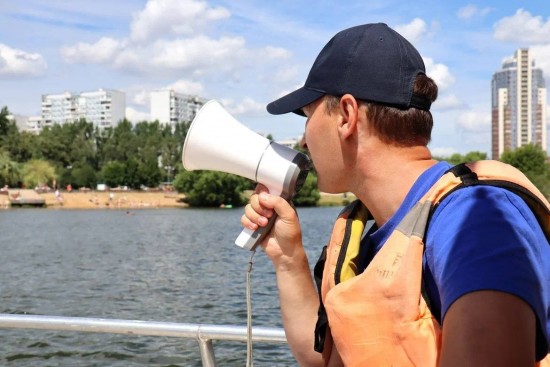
left=0, top=106, right=320, bottom=207
left=1, top=105, right=549, bottom=205
left=0, top=106, right=187, bottom=190
left=433, top=146, right=550, bottom=198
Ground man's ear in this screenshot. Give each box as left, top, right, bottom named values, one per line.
left=338, top=94, right=359, bottom=139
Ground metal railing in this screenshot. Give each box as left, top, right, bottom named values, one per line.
left=0, top=313, right=287, bottom=367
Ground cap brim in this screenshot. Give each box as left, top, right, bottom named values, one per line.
left=266, top=87, right=325, bottom=116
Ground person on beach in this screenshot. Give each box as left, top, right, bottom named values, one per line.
left=241, top=23, right=550, bottom=366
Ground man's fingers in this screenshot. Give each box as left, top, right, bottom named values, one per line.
left=258, top=192, right=295, bottom=222
left=249, top=192, right=274, bottom=218
left=241, top=211, right=258, bottom=231
left=241, top=191, right=274, bottom=230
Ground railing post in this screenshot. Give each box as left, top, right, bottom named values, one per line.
left=197, top=337, right=217, bottom=367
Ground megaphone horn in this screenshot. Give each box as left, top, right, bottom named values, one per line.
left=182, top=100, right=310, bottom=250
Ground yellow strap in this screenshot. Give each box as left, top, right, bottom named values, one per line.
left=340, top=204, right=370, bottom=282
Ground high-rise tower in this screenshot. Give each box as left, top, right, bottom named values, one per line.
left=491, top=48, right=547, bottom=159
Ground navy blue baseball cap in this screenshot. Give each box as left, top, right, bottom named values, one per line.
left=267, top=23, right=432, bottom=116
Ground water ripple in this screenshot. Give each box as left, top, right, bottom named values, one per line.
left=0, top=207, right=341, bottom=366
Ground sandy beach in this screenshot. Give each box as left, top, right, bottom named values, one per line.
left=0, top=189, right=353, bottom=210
left=0, top=190, right=188, bottom=210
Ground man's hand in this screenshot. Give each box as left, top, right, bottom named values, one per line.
left=242, top=184, right=303, bottom=268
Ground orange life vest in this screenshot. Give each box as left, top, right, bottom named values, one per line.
left=314, top=160, right=550, bottom=366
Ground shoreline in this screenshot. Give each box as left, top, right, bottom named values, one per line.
left=0, top=191, right=354, bottom=210
left=1, top=191, right=189, bottom=210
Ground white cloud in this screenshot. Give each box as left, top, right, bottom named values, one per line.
left=456, top=110, right=490, bottom=133
left=493, top=9, right=550, bottom=44
left=263, top=64, right=299, bottom=88
left=457, top=5, right=477, bottom=19
left=57, top=0, right=295, bottom=95
left=531, top=44, right=550, bottom=79
left=263, top=46, right=292, bottom=60
left=269, top=81, right=305, bottom=102
left=164, top=79, right=204, bottom=95
left=132, top=90, right=150, bottom=106
left=148, top=36, right=248, bottom=72
left=221, top=97, right=264, bottom=116
left=125, top=107, right=150, bottom=123
left=60, top=32, right=287, bottom=79
left=433, top=94, right=466, bottom=111
left=395, top=18, right=427, bottom=43
left=457, top=4, right=492, bottom=20
left=130, top=0, right=230, bottom=43
left=61, top=37, right=127, bottom=64
left=423, top=57, right=455, bottom=91
left=0, top=43, right=47, bottom=78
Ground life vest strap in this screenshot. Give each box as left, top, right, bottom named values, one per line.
left=314, top=161, right=550, bottom=359
left=314, top=246, right=328, bottom=352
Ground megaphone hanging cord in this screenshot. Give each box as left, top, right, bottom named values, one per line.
left=246, top=249, right=256, bottom=367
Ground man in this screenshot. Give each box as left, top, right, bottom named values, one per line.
left=241, top=23, right=550, bottom=366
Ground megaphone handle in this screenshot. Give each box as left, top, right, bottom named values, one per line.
left=235, top=213, right=278, bottom=251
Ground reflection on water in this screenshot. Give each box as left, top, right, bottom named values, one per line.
left=0, top=206, right=341, bottom=366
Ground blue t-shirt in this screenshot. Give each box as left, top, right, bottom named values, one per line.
left=361, top=161, right=550, bottom=360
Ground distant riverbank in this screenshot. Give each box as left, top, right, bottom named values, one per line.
left=0, top=190, right=353, bottom=209
left=0, top=190, right=188, bottom=210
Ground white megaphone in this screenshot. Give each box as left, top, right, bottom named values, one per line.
left=182, top=100, right=310, bottom=251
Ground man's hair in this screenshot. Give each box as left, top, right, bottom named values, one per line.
left=324, top=74, right=438, bottom=147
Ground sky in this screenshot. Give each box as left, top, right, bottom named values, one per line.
left=1, top=0, right=550, bottom=157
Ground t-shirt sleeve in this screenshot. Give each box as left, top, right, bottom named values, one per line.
left=425, top=185, right=550, bottom=359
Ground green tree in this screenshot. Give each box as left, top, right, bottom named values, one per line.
left=434, top=151, right=487, bottom=165
left=68, top=119, right=97, bottom=168
left=101, top=119, right=138, bottom=162
left=0, top=107, right=38, bottom=163
left=135, top=120, right=162, bottom=164
left=57, top=166, right=73, bottom=188
left=500, top=144, right=550, bottom=197
left=4, top=131, right=37, bottom=163
left=0, top=116, right=201, bottom=191
left=101, top=161, right=126, bottom=187
left=94, top=126, right=111, bottom=169
left=292, top=173, right=320, bottom=207
left=0, top=107, right=16, bottom=141
left=37, top=124, right=72, bottom=167
left=123, top=158, right=141, bottom=189
left=174, top=170, right=249, bottom=207
left=138, top=158, right=163, bottom=188
left=0, top=151, right=20, bottom=187
left=70, top=163, right=98, bottom=189
left=173, top=169, right=200, bottom=193
left=172, top=121, right=191, bottom=175
left=500, top=144, right=548, bottom=176
left=463, top=151, right=487, bottom=163
left=20, top=159, right=57, bottom=188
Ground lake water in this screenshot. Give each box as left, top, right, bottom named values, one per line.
left=0, top=206, right=343, bottom=366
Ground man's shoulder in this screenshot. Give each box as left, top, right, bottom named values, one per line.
left=434, top=184, right=534, bottom=221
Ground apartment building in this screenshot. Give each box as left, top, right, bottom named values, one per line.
left=491, top=48, right=547, bottom=159
left=150, top=90, right=206, bottom=126
left=39, top=89, right=126, bottom=130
